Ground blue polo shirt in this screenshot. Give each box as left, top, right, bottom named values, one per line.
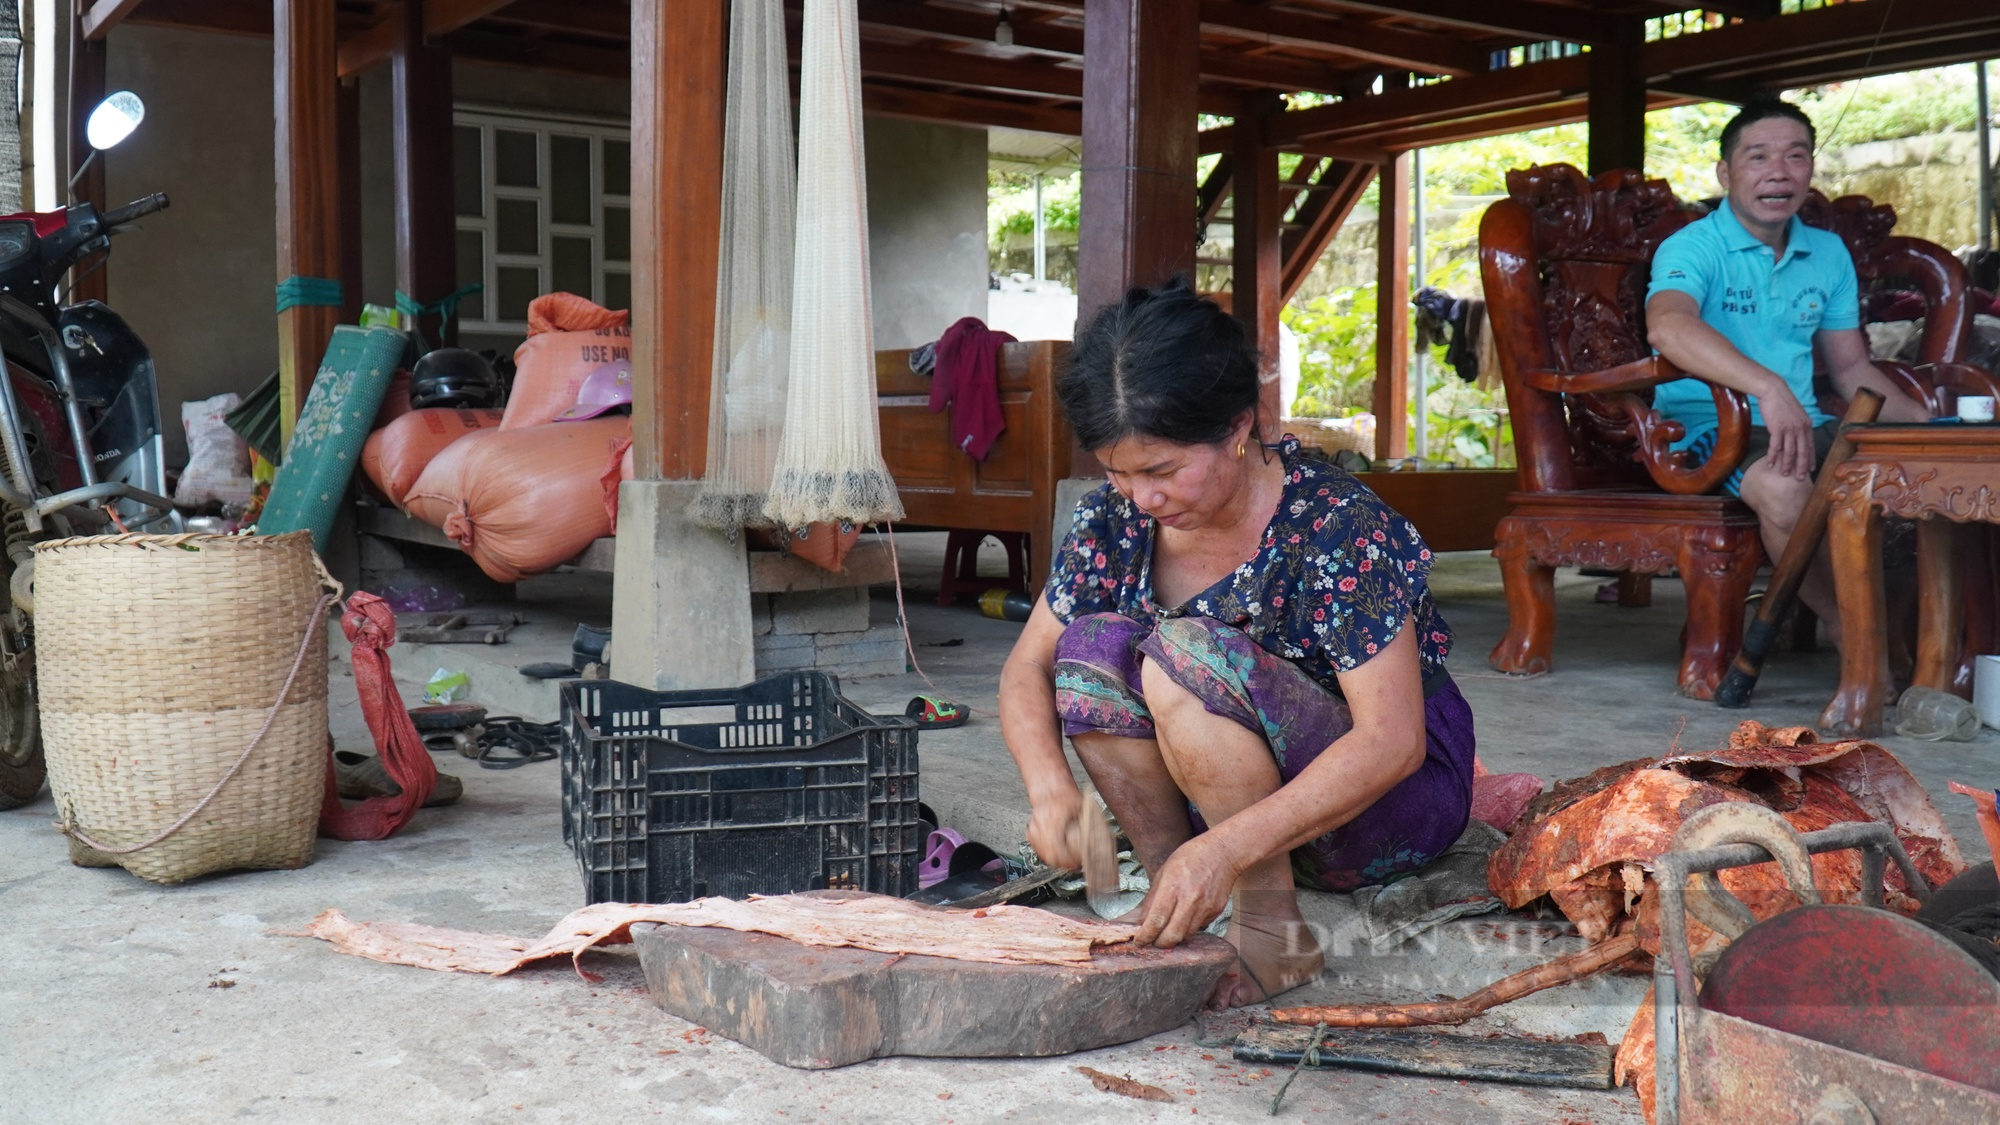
left=1646, top=199, right=1857, bottom=445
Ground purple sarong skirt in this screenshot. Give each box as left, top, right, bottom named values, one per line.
left=1053, top=612, right=1475, bottom=892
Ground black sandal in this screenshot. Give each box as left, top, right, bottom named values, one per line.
left=474, top=717, right=562, bottom=770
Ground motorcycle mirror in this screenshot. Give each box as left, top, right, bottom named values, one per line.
left=85, top=91, right=145, bottom=151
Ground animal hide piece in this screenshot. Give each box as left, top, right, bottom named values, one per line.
left=1490, top=721, right=1965, bottom=944
left=1494, top=721, right=1970, bottom=1123
left=290, top=893, right=1137, bottom=979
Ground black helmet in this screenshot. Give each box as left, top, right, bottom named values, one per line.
left=409, top=348, right=500, bottom=410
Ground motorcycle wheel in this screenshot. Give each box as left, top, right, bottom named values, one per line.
left=0, top=637, right=38, bottom=810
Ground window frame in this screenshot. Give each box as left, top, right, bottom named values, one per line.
left=453, top=104, right=632, bottom=335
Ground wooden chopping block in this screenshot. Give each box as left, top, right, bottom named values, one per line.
left=632, top=921, right=1236, bottom=1068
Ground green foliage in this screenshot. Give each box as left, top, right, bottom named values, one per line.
left=1283, top=285, right=1377, bottom=419
left=1422, top=376, right=1512, bottom=469
left=989, top=171, right=1079, bottom=243
left=1797, top=66, right=1981, bottom=148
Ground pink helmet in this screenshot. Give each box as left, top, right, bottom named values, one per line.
left=555, top=359, right=633, bottom=420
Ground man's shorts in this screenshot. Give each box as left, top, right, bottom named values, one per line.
left=1686, top=420, right=1839, bottom=496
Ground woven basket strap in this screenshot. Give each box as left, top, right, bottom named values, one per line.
left=57, top=591, right=337, bottom=855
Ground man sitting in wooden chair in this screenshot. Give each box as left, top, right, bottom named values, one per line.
left=1645, top=95, right=1932, bottom=642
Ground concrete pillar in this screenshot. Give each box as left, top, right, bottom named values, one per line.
left=613, top=0, right=753, bottom=689
left=608, top=480, right=756, bottom=690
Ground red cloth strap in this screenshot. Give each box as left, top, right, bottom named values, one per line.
left=319, top=592, right=438, bottom=840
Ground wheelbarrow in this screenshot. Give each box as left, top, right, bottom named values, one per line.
left=1652, top=818, right=2000, bottom=1123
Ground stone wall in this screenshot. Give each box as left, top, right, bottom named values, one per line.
left=750, top=588, right=906, bottom=680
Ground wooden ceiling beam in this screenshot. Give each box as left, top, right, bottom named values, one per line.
left=1199, top=48, right=1363, bottom=96
left=1665, top=1, right=1778, bottom=19
left=80, top=0, right=149, bottom=41
left=1639, top=0, right=1778, bottom=20
left=1002, top=0, right=1481, bottom=75
left=1195, top=0, right=1485, bottom=76
left=1646, top=0, right=2000, bottom=76
left=857, top=40, right=1082, bottom=99
left=443, top=27, right=627, bottom=77
left=480, top=0, right=627, bottom=41
left=340, top=0, right=518, bottom=76
left=856, top=0, right=1084, bottom=56
left=126, top=0, right=287, bottom=37
left=855, top=1, right=1394, bottom=95
left=1267, top=55, right=1588, bottom=144
left=1315, top=0, right=1617, bottom=48
left=861, top=82, right=1080, bottom=136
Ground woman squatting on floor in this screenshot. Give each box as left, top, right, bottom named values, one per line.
left=998, top=277, right=1477, bottom=1008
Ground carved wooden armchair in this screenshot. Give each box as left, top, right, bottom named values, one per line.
left=1798, top=188, right=2000, bottom=410
left=1480, top=164, right=1762, bottom=699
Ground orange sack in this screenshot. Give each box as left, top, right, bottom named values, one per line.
left=361, top=407, right=504, bottom=508
left=505, top=293, right=631, bottom=430
left=404, top=416, right=632, bottom=584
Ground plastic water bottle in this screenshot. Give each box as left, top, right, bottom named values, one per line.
left=1893, top=685, right=1981, bottom=742
left=977, top=588, right=1033, bottom=622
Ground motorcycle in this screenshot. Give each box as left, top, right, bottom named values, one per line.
left=0, top=93, right=177, bottom=809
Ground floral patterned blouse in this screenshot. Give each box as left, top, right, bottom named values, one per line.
left=1044, top=437, right=1452, bottom=696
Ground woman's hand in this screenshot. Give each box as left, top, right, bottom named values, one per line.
left=1134, top=832, right=1241, bottom=948
left=1026, top=784, right=1086, bottom=869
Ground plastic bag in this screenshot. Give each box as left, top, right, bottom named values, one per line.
left=361, top=407, right=504, bottom=508
left=504, top=294, right=631, bottom=430
left=174, top=392, right=257, bottom=508
left=404, top=416, right=632, bottom=583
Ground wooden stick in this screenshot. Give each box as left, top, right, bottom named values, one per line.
left=1268, top=933, right=1641, bottom=1028
left=1716, top=389, right=1885, bottom=709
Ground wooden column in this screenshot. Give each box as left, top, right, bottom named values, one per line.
left=1373, top=150, right=1411, bottom=461
left=274, top=0, right=342, bottom=438
left=1076, top=0, right=1199, bottom=326
left=629, top=0, right=725, bottom=481
left=1587, top=17, right=1647, bottom=176
left=1232, top=98, right=1283, bottom=436
left=336, top=79, right=364, bottom=327
left=67, top=18, right=106, bottom=304
left=392, top=0, right=458, bottom=347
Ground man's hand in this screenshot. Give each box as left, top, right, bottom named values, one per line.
left=1133, top=833, right=1240, bottom=948
left=1026, top=785, right=1085, bottom=870
left=1756, top=376, right=1816, bottom=481
left=1648, top=291, right=1816, bottom=479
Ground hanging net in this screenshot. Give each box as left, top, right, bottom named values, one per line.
left=690, top=0, right=796, bottom=529
left=762, top=0, right=904, bottom=529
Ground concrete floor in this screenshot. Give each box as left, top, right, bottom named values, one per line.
left=3, top=537, right=1990, bottom=1123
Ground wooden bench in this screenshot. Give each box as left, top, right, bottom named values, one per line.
left=876, top=340, right=1073, bottom=593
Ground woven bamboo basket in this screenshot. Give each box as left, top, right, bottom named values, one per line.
left=37, top=532, right=337, bottom=883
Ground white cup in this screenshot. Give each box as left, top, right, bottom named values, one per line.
left=1976, top=654, right=2000, bottom=730
left=1958, top=395, right=1997, bottom=423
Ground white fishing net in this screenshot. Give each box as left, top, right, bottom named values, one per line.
left=762, top=0, right=904, bottom=528
left=690, top=0, right=795, bottom=529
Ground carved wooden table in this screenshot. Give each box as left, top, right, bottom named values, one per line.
left=1821, top=426, right=2000, bottom=735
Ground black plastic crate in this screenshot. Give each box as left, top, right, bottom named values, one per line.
left=560, top=671, right=921, bottom=904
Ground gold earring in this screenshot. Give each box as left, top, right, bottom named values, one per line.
left=1236, top=442, right=1245, bottom=458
